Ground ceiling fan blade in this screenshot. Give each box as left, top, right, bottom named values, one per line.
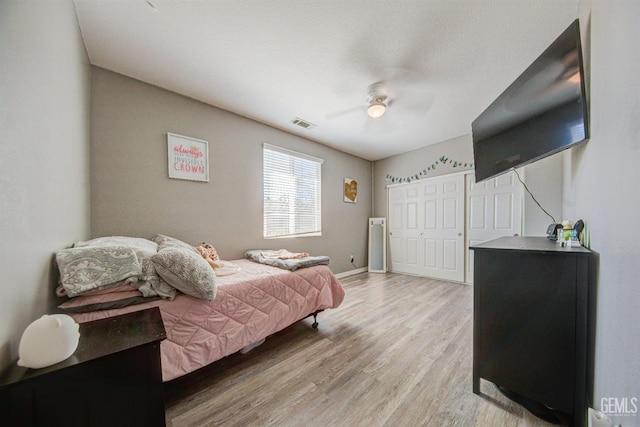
left=383, top=66, right=427, bottom=88
left=325, top=105, right=366, bottom=120
left=390, top=89, right=436, bottom=117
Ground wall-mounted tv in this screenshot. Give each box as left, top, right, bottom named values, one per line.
left=472, top=19, right=589, bottom=183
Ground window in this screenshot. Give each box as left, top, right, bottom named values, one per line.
left=263, top=143, right=322, bottom=238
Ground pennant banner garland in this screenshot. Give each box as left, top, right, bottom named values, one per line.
left=386, top=155, right=473, bottom=183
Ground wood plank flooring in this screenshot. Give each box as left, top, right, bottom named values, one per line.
left=164, top=272, right=556, bottom=427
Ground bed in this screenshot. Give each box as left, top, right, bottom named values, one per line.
left=55, top=236, right=345, bottom=382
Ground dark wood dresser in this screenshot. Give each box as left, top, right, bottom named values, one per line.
left=0, top=307, right=166, bottom=427
left=471, top=236, right=593, bottom=427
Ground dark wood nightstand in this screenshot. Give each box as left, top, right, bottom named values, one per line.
left=0, top=307, right=166, bottom=427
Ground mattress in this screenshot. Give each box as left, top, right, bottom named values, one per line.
left=69, top=259, right=345, bottom=381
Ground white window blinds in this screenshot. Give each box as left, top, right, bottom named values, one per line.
left=263, top=144, right=322, bottom=238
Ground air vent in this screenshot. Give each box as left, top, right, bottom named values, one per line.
left=290, top=117, right=316, bottom=129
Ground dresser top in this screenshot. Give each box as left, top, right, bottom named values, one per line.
left=0, top=307, right=165, bottom=388
left=470, top=236, right=591, bottom=254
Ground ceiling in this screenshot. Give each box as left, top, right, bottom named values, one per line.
left=73, top=0, right=579, bottom=161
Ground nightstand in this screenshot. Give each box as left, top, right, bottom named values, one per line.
left=0, top=307, right=166, bottom=427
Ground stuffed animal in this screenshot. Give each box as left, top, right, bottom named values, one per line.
left=196, top=242, right=221, bottom=268
left=195, top=243, right=241, bottom=276
left=18, top=314, right=80, bottom=369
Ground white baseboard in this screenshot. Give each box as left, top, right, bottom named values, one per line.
left=335, top=267, right=368, bottom=279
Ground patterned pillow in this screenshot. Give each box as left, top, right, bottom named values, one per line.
left=56, top=246, right=141, bottom=297
left=71, top=235, right=176, bottom=300
left=151, top=247, right=217, bottom=301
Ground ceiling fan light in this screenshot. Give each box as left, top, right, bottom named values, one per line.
left=367, top=101, right=386, bottom=118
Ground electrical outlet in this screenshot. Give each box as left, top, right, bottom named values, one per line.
left=349, top=255, right=354, bottom=263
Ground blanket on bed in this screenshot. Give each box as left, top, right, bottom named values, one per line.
left=67, top=259, right=345, bottom=381
left=245, top=249, right=330, bottom=271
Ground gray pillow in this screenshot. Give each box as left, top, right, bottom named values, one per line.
left=151, top=234, right=199, bottom=255
left=151, top=247, right=217, bottom=301
left=74, top=236, right=158, bottom=255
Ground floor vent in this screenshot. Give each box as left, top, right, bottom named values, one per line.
left=290, top=117, right=316, bottom=129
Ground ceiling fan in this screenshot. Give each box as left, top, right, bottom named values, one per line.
left=326, top=71, right=433, bottom=129
left=326, top=82, right=393, bottom=121
left=365, top=82, right=390, bottom=119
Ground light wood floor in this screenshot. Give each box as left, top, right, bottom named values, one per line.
left=164, top=272, right=556, bottom=427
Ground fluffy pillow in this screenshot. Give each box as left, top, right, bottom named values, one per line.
left=151, top=247, right=217, bottom=301
left=152, top=234, right=199, bottom=255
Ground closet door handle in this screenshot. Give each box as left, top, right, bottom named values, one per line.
left=458, top=233, right=463, bottom=237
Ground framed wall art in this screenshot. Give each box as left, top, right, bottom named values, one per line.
left=167, top=133, right=209, bottom=182
left=344, top=178, right=357, bottom=203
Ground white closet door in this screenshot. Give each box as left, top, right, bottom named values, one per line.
left=388, top=183, right=422, bottom=276
left=465, top=171, right=523, bottom=283
left=418, top=174, right=465, bottom=282
left=388, top=174, right=465, bottom=282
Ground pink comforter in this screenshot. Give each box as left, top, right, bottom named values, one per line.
left=69, top=259, right=345, bottom=381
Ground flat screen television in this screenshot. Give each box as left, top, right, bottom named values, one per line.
left=472, top=19, right=589, bottom=183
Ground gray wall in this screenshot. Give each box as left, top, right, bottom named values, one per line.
left=90, top=68, right=371, bottom=274
left=571, top=1, right=640, bottom=422
left=520, top=154, right=564, bottom=235
left=0, top=0, right=91, bottom=370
